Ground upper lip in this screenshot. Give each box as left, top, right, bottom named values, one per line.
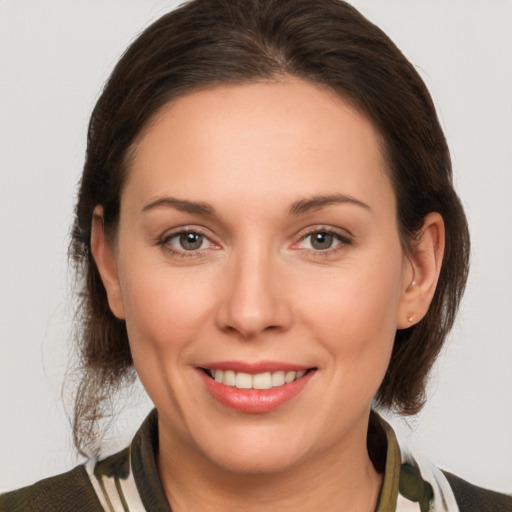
left=198, top=360, right=314, bottom=374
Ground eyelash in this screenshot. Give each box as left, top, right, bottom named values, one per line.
left=157, top=226, right=353, bottom=258
left=294, top=227, right=353, bottom=256
left=158, top=228, right=217, bottom=258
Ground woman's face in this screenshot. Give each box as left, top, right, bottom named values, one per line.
left=100, top=79, right=414, bottom=474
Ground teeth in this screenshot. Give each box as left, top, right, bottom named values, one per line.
left=253, top=372, right=272, bottom=390
left=235, top=372, right=253, bottom=389
left=285, top=371, right=296, bottom=383
left=224, top=370, right=236, bottom=386
left=271, top=371, right=285, bottom=387
left=209, top=369, right=308, bottom=389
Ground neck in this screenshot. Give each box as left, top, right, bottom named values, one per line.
left=157, top=414, right=383, bottom=512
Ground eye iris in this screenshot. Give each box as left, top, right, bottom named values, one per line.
left=311, top=232, right=333, bottom=250
left=179, top=232, right=203, bottom=250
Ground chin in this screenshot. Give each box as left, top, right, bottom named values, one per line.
left=196, top=425, right=311, bottom=475
left=211, top=447, right=304, bottom=476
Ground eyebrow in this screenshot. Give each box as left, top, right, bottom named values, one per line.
left=141, top=193, right=370, bottom=217
left=142, top=197, right=215, bottom=216
left=288, top=194, right=371, bottom=215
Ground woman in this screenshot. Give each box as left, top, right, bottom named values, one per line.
left=1, top=0, right=510, bottom=510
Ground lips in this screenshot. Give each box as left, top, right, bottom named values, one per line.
left=198, top=362, right=316, bottom=413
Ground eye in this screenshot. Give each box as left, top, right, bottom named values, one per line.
left=177, top=232, right=206, bottom=251
left=163, top=230, right=213, bottom=253
left=307, top=232, right=337, bottom=250
left=295, top=229, right=351, bottom=252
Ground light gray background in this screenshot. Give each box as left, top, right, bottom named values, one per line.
left=1, top=0, right=511, bottom=494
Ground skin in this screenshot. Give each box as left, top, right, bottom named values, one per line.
left=92, top=79, right=444, bottom=511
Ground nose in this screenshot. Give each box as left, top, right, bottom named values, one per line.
left=215, top=248, right=292, bottom=339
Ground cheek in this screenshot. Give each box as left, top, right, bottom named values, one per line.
left=119, top=263, right=216, bottom=358
left=117, top=261, right=221, bottom=417
left=296, top=247, right=403, bottom=364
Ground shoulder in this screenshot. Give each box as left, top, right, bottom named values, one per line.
left=0, top=464, right=103, bottom=512
left=443, top=471, right=512, bottom=512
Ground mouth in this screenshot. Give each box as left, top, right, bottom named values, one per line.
left=198, top=364, right=317, bottom=413
left=202, top=368, right=312, bottom=389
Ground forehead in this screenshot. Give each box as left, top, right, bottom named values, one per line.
left=124, top=79, right=394, bottom=216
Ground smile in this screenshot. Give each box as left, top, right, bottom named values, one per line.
left=205, top=369, right=308, bottom=389
left=199, top=364, right=316, bottom=413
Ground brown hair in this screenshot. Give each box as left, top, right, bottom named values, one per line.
left=70, top=0, right=470, bottom=455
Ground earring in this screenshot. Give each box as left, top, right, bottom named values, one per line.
left=407, top=312, right=415, bottom=323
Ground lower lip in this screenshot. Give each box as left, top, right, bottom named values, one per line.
left=199, top=369, right=316, bottom=413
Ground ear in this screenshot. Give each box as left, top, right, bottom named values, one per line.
left=397, top=212, right=445, bottom=329
left=90, top=206, right=125, bottom=320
